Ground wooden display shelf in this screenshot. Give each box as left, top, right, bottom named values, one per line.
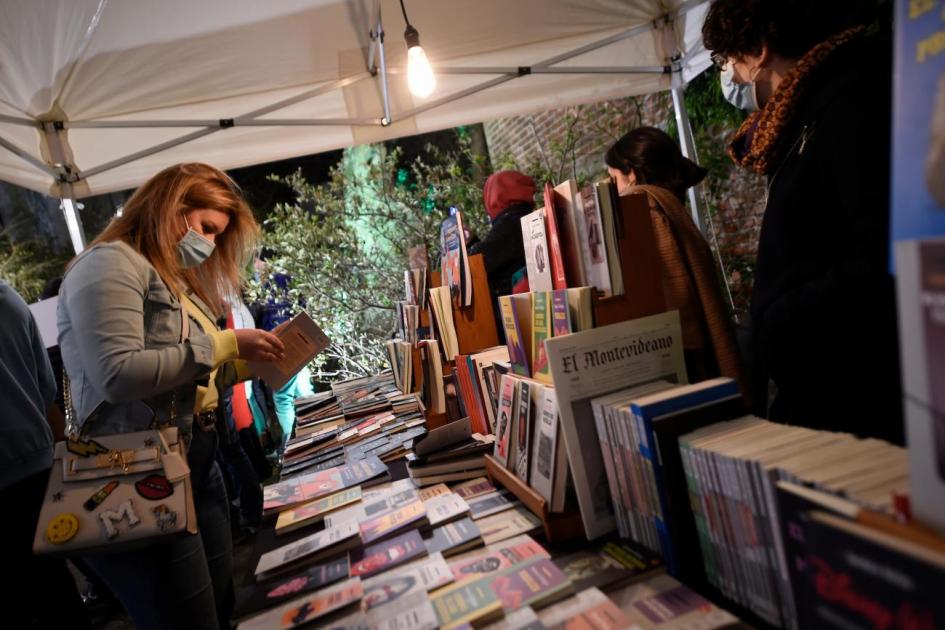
left=484, top=454, right=585, bottom=544
left=592, top=191, right=666, bottom=327
left=425, top=412, right=449, bottom=431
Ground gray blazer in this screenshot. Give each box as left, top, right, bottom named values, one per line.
left=58, top=241, right=238, bottom=437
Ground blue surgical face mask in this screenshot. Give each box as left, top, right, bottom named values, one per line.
left=720, top=63, right=758, bottom=112
left=177, top=219, right=215, bottom=268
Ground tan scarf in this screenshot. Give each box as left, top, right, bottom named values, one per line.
left=628, top=185, right=748, bottom=397
left=729, top=26, right=864, bottom=175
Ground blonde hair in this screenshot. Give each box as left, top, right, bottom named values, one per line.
left=88, top=163, right=259, bottom=316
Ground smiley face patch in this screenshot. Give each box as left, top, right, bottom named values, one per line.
left=46, top=513, right=80, bottom=544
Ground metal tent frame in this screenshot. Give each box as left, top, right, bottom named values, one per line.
left=0, top=0, right=708, bottom=254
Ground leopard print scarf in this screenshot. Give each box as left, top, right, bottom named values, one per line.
left=728, top=26, right=865, bottom=175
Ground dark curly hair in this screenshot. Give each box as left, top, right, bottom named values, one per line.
left=702, top=0, right=874, bottom=60
left=605, top=127, right=707, bottom=202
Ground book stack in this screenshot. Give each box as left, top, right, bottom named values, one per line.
left=679, top=417, right=910, bottom=628
left=406, top=420, right=494, bottom=486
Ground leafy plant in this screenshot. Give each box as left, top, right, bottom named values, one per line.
left=0, top=224, right=67, bottom=302
left=251, top=134, right=491, bottom=382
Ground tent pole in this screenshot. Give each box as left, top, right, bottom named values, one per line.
left=670, top=85, right=707, bottom=234
left=375, top=13, right=392, bottom=125
left=60, top=183, right=86, bottom=254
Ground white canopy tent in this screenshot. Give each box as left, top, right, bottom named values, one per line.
left=0, top=0, right=711, bottom=253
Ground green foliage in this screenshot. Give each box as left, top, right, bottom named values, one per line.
left=0, top=225, right=67, bottom=302
left=251, top=134, right=491, bottom=382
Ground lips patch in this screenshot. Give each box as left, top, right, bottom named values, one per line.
left=134, top=474, right=173, bottom=500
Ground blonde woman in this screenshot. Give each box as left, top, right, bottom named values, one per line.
left=57, top=163, right=284, bottom=630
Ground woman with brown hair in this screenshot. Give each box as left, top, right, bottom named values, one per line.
left=606, top=126, right=746, bottom=393
left=57, top=163, right=284, bottom=629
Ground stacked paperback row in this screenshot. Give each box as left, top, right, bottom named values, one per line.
left=680, top=417, right=910, bottom=628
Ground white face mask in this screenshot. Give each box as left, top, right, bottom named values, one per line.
left=720, top=63, right=759, bottom=112
left=177, top=219, right=215, bottom=268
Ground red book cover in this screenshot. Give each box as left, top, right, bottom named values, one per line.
left=349, top=530, right=426, bottom=579
left=544, top=182, right=568, bottom=290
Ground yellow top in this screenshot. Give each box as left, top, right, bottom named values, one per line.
left=180, top=293, right=252, bottom=414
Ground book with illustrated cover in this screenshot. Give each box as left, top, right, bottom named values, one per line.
left=531, top=291, right=553, bottom=384
left=529, top=387, right=569, bottom=512
left=552, top=540, right=663, bottom=593
left=551, top=290, right=571, bottom=336
left=448, top=534, right=549, bottom=581
left=453, top=477, right=497, bottom=500
left=425, top=492, right=470, bottom=528
left=514, top=379, right=537, bottom=482
left=274, top=486, right=362, bottom=535
left=493, top=374, right=518, bottom=467
left=255, top=521, right=360, bottom=578
left=359, top=499, right=428, bottom=544
left=537, top=586, right=630, bottom=629
left=577, top=184, right=611, bottom=297
left=440, top=210, right=473, bottom=307
left=350, top=529, right=427, bottom=579
left=543, top=182, right=568, bottom=290
left=234, top=556, right=350, bottom=621
left=522, top=208, right=554, bottom=292
left=236, top=577, right=363, bottom=630
left=425, top=517, right=483, bottom=557
left=467, top=489, right=518, bottom=520
left=499, top=295, right=531, bottom=377
left=430, top=573, right=504, bottom=630
left=552, top=180, right=587, bottom=288
left=490, top=557, right=573, bottom=611
left=607, top=574, right=739, bottom=630
left=362, top=552, right=454, bottom=606
left=263, top=478, right=308, bottom=515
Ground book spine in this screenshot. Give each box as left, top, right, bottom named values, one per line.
left=532, top=291, right=552, bottom=384
left=499, top=296, right=529, bottom=377
left=680, top=439, right=718, bottom=590
left=634, top=407, right=676, bottom=575
left=592, top=399, right=627, bottom=538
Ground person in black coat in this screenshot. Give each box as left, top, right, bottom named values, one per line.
left=703, top=0, right=902, bottom=443
left=468, top=170, right=536, bottom=340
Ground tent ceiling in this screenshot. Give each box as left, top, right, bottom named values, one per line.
left=0, top=0, right=710, bottom=198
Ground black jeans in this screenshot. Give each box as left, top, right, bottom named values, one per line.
left=0, top=468, right=91, bottom=629
left=85, top=428, right=234, bottom=630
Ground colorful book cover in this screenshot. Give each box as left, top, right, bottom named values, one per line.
left=349, top=529, right=426, bottom=579
left=255, top=521, right=359, bottom=577
left=425, top=517, right=483, bottom=557
left=453, top=477, right=496, bottom=501
left=531, top=291, right=552, bottom=384
left=543, top=182, right=568, bottom=290
left=430, top=574, right=503, bottom=630
left=237, top=577, right=363, bottom=630
left=522, top=208, right=554, bottom=292
left=579, top=184, right=611, bottom=297
left=499, top=296, right=530, bottom=377
left=363, top=553, right=453, bottom=607
left=359, top=499, right=427, bottom=544
left=419, top=483, right=451, bottom=501
left=467, top=489, right=517, bottom=519
left=493, top=374, right=517, bottom=466
left=448, top=534, right=549, bottom=581
left=551, top=290, right=572, bottom=337
left=339, top=455, right=388, bottom=486
left=263, top=478, right=305, bottom=513
left=489, top=557, right=572, bottom=611
left=234, top=556, right=350, bottom=621
left=425, top=492, right=470, bottom=528
left=296, top=469, right=344, bottom=502
left=514, top=380, right=535, bottom=482
left=439, top=210, right=472, bottom=307
left=553, top=180, right=587, bottom=288
left=275, top=487, right=362, bottom=535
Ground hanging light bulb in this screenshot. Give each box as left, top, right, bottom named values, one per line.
left=400, top=1, right=436, bottom=98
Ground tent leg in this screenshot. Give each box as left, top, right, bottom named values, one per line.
left=376, top=17, right=392, bottom=125
left=60, top=185, right=86, bottom=254
left=670, top=86, right=707, bottom=234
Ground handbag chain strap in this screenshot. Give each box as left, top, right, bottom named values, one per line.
left=62, top=371, right=178, bottom=438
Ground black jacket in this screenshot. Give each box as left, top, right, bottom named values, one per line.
left=750, top=31, right=903, bottom=443
left=468, top=204, right=532, bottom=299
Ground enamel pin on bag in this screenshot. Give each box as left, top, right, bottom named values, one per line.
left=33, top=373, right=197, bottom=556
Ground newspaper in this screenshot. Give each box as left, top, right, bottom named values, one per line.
left=544, top=311, right=686, bottom=539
